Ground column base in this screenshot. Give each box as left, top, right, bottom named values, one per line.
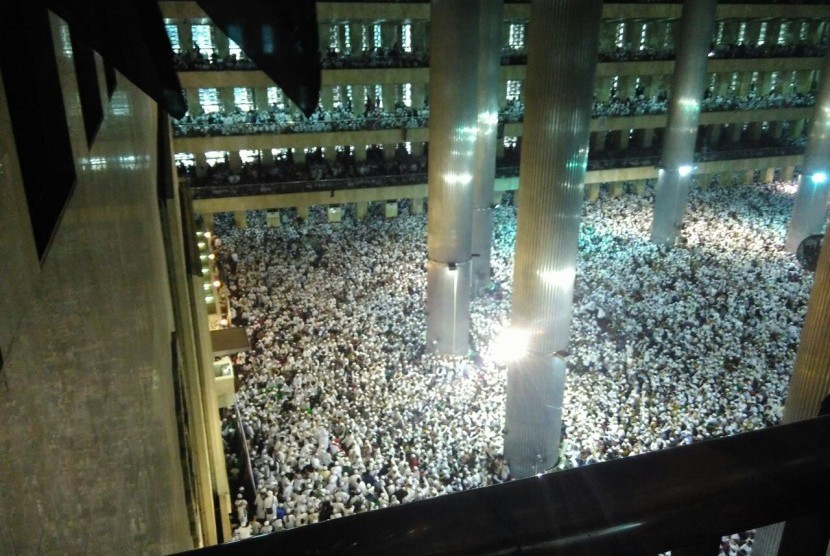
left=505, top=354, right=566, bottom=478
left=426, top=259, right=471, bottom=356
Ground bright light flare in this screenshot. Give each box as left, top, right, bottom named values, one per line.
left=811, top=171, right=827, bottom=184
left=678, top=165, right=693, bottom=177
left=491, top=327, right=531, bottom=363
left=444, top=172, right=473, bottom=186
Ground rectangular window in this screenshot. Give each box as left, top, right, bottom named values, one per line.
left=757, top=21, right=768, bottom=46
left=228, top=38, right=243, bottom=59
left=402, top=23, right=412, bottom=52
left=198, top=88, right=221, bottom=113
left=639, top=23, right=648, bottom=51
left=343, top=25, right=351, bottom=53
left=239, top=149, right=260, bottom=164
left=506, top=80, right=522, bottom=101
left=272, top=148, right=291, bottom=160
left=503, top=136, right=518, bottom=148
left=508, top=23, right=525, bottom=50
left=737, top=22, right=747, bottom=46
left=267, top=86, right=285, bottom=109
left=233, top=87, right=254, bottom=111
left=360, top=24, right=369, bottom=52
left=175, top=152, right=196, bottom=168
left=374, top=84, right=383, bottom=108
left=730, top=72, right=739, bottom=93
left=332, top=86, right=343, bottom=109
left=165, top=22, right=181, bottom=53
left=344, top=85, right=353, bottom=107
left=205, top=150, right=228, bottom=166
left=769, top=71, right=779, bottom=92
left=799, top=21, right=810, bottom=42
left=615, top=22, right=626, bottom=49
left=373, top=23, right=382, bottom=49
left=715, top=21, right=725, bottom=46
left=192, top=23, right=215, bottom=56
left=329, top=25, right=341, bottom=52
left=402, top=83, right=412, bottom=107
left=778, top=21, right=790, bottom=45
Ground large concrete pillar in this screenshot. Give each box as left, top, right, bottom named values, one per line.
left=471, top=0, right=503, bottom=297
left=753, top=224, right=830, bottom=554
left=650, top=0, right=717, bottom=246
left=785, top=47, right=830, bottom=252
left=426, top=0, right=495, bottom=355
left=504, top=0, right=602, bottom=479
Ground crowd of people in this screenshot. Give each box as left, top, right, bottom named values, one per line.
left=172, top=88, right=814, bottom=139
left=172, top=101, right=428, bottom=138
left=212, top=177, right=813, bottom=555
left=321, top=46, right=429, bottom=69
left=182, top=135, right=806, bottom=198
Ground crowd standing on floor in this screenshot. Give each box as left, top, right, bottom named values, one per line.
left=213, top=181, right=812, bottom=555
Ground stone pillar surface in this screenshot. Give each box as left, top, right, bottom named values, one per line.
left=426, top=0, right=498, bottom=355
left=785, top=47, right=830, bottom=252
left=650, top=0, right=717, bottom=246
left=504, top=0, right=602, bottom=479
left=753, top=223, right=830, bottom=554
left=471, top=0, right=503, bottom=297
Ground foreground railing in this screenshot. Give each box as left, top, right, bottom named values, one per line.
left=171, top=415, right=830, bottom=556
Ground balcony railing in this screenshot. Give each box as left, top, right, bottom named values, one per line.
left=170, top=414, right=830, bottom=556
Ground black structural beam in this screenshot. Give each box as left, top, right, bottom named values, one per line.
left=171, top=416, right=830, bottom=556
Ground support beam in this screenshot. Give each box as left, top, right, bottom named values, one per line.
left=650, top=0, right=717, bottom=246
left=426, top=0, right=496, bottom=355
left=785, top=47, right=830, bottom=252
left=754, top=224, right=830, bottom=555
left=471, top=0, right=503, bottom=297
left=504, top=0, right=602, bottom=479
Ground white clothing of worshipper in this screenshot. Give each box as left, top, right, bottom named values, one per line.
left=238, top=522, right=252, bottom=539
left=255, top=490, right=266, bottom=521
left=235, top=494, right=248, bottom=525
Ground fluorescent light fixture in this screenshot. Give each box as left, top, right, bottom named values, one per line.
left=678, top=165, right=693, bottom=177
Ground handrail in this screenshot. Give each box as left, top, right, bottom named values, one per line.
left=170, top=415, right=830, bottom=556
left=186, top=144, right=805, bottom=200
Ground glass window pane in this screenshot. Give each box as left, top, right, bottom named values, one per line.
left=165, top=23, right=181, bottom=53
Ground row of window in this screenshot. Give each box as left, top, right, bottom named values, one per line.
left=190, top=65, right=812, bottom=115
left=165, top=18, right=825, bottom=59
left=176, top=142, right=421, bottom=167
left=165, top=21, right=244, bottom=57
left=174, top=138, right=522, bottom=168
left=611, top=19, right=817, bottom=51
left=191, top=80, right=511, bottom=114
